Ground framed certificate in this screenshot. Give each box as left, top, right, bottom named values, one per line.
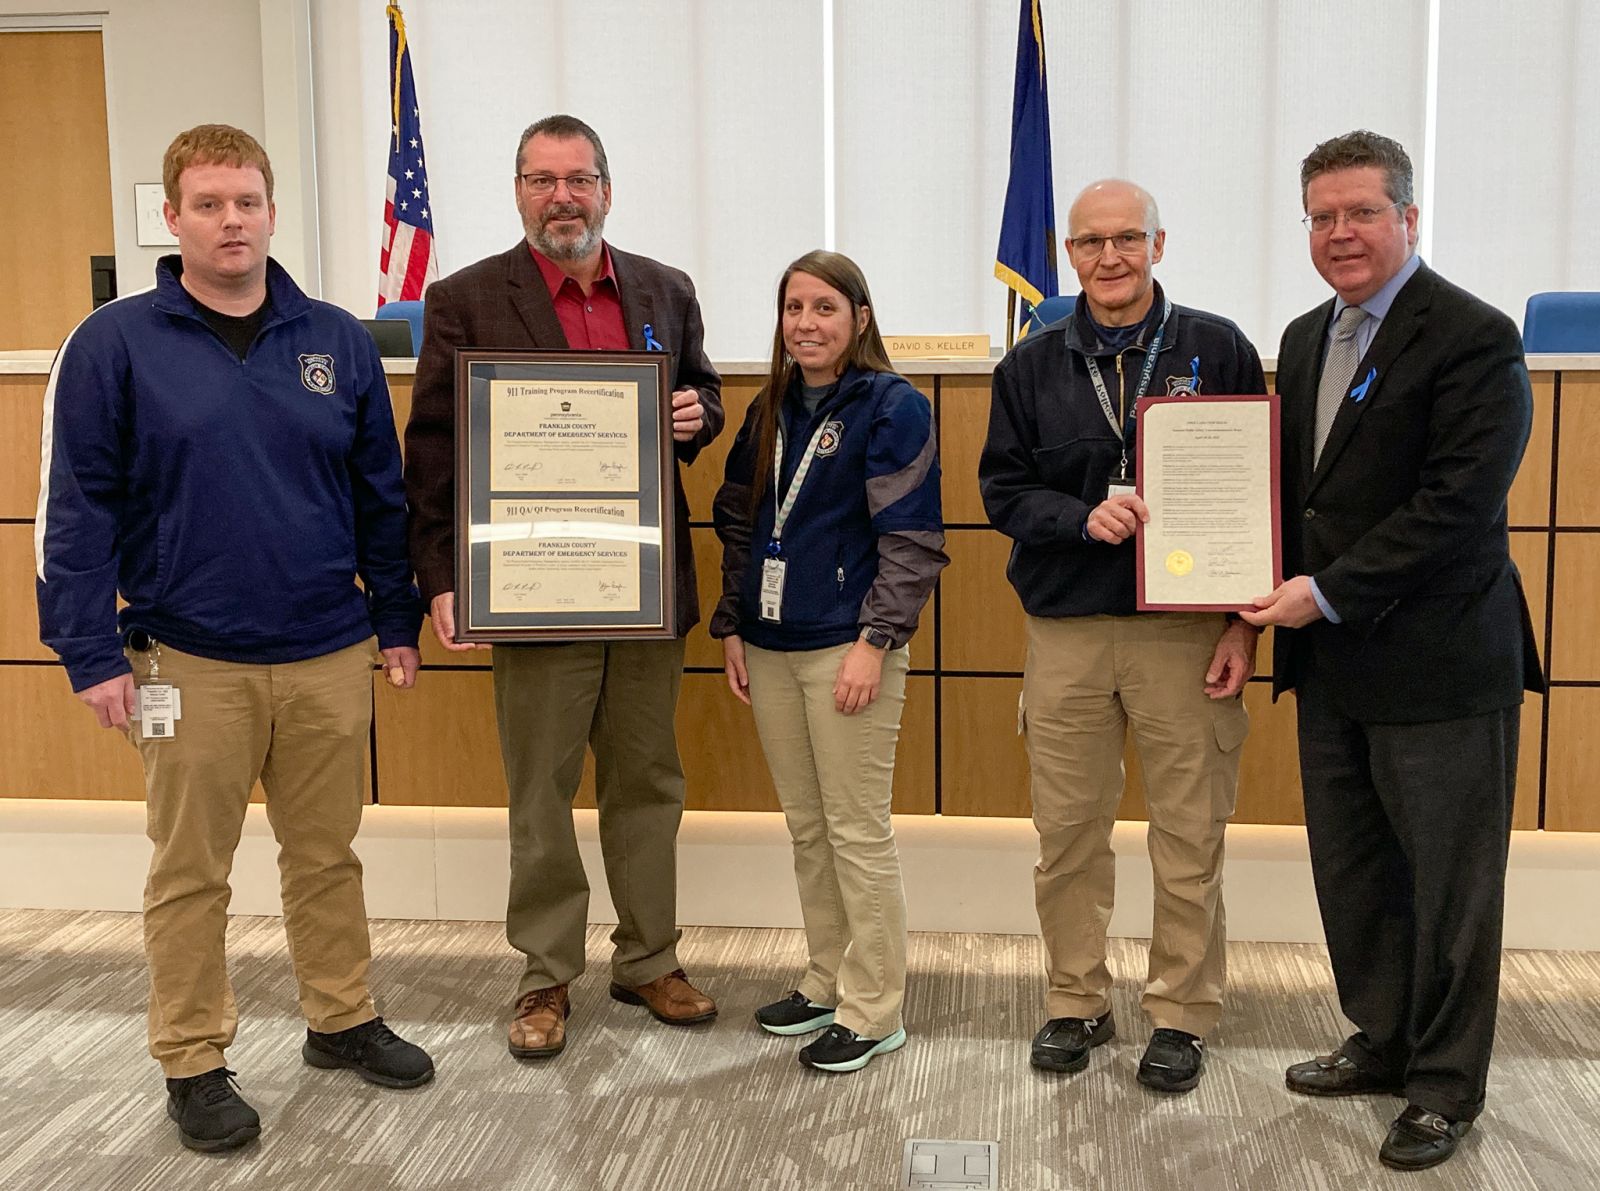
left=453, top=350, right=676, bottom=641
left=1135, top=394, right=1282, bottom=611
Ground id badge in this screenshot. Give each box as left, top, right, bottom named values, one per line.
left=759, top=557, right=787, bottom=622
left=1107, top=480, right=1137, bottom=500
left=137, top=683, right=182, bottom=740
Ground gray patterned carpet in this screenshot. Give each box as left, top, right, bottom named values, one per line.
left=0, top=910, right=1596, bottom=1190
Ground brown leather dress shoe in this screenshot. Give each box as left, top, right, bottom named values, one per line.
left=508, top=985, right=570, bottom=1058
left=609, top=969, right=717, bottom=1025
left=1285, top=1051, right=1404, bottom=1097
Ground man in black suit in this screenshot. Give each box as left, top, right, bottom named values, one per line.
left=404, top=115, right=724, bottom=1059
left=1243, top=130, right=1541, bottom=1173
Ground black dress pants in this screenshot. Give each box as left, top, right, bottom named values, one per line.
left=1296, top=678, right=1519, bottom=1122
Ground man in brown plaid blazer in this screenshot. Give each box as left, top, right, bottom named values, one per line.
left=404, top=115, right=724, bottom=1059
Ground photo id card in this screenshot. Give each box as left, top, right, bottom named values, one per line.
left=137, top=683, right=181, bottom=740
left=759, top=557, right=787, bottom=622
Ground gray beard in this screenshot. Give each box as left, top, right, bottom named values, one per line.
left=530, top=214, right=604, bottom=262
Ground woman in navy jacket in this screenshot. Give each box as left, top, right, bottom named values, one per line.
left=711, top=251, right=946, bottom=1073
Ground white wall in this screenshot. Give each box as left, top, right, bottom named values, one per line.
left=1432, top=0, right=1600, bottom=327
left=8, top=1, right=1598, bottom=354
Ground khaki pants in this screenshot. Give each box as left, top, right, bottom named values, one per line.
left=745, top=642, right=910, bottom=1039
left=1022, top=614, right=1248, bottom=1037
left=493, top=639, right=688, bottom=997
left=130, top=640, right=378, bottom=1078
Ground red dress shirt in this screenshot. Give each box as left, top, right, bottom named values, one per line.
left=530, top=244, right=629, bottom=351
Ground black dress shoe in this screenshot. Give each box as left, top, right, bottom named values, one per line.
left=1285, top=1051, right=1403, bottom=1097
left=1379, top=1104, right=1472, bottom=1171
left=1030, top=1012, right=1114, bottom=1074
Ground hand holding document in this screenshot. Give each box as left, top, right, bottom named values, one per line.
left=1136, top=395, right=1281, bottom=610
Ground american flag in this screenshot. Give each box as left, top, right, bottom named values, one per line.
left=378, top=3, right=437, bottom=305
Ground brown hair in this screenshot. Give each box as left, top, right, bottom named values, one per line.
left=1299, top=129, right=1413, bottom=208
left=162, top=124, right=274, bottom=209
left=749, top=251, right=895, bottom=510
left=516, top=114, right=610, bottom=183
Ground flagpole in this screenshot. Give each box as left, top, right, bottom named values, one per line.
left=1006, top=291, right=1016, bottom=351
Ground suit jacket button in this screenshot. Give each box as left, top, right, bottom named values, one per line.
left=1304, top=507, right=1316, bottom=520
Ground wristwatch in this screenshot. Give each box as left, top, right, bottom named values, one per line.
left=860, top=626, right=894, bottom=650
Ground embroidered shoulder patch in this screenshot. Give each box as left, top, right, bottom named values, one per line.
left=300, top=353, right=336, bottom=395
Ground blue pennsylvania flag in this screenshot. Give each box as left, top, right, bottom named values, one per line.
left=994, top=0, right=1058, bottom=318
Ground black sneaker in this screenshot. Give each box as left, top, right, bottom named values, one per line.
left=798, top=1024, right=907, bottom=1073
left=1138, top=1028, right=1205, bottom=1092
left=755, top=991, right=837, bottom=1036
left=302, top=1016, right=435, bottom=1089
left=1030, top=1012, right=1115, bottom=1073
left=165, top=1067, right=261, bottom=1153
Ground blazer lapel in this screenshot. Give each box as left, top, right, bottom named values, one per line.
left=1307, top=264, right=1433, bottom=497
left=503, top=242, right=569, bottom=348
left=611, top=249, right=657, bottom=352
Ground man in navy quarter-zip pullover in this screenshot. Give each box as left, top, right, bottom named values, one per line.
left=981, top=179, right=1267, bottom=1095
left=36, top=125, right=432, bottom=1154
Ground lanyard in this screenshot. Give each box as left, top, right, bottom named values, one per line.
left=1083, top=299, right=1171, bottom=474
left=768, top=418, right=831, bottom=555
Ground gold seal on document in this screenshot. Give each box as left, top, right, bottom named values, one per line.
left=1165, top=550, right=1194, bottom=576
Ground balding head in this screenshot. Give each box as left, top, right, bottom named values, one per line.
left=1067, top=179, right=1161, bottom=235
left=1064, top=179, right=1166, bottom=327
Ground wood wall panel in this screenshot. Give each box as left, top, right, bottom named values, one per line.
left=681, top=377, right=759, bottom=522
left=941, top=530, right=1025, bottom=672
left=1509, top=375, right=1555, bottom=526
left=0, top=666, right=145, bottom=799
left=373, top=668, right=931, bottom=814
left=1545, top=690, right=1600, bottom=831
left=1550, top=534, right=1600, bottom=681
left=1509, top=531, right=1549, bottom=655
left=1555, top=379, right=1600, bottom=525
left=7, top=363, right=1597, bottom=829
left=1233, top=685, right=1305, bottom=824
left=940, top=677, right=1028, bottom=817
left=1, top=377, right=46, bottom=518
left=375, top=670, right=510, bottom=807
left=0, top=32, right=114, bottom=351
left=0, top=524, right=52, bottom=661
left=387, top=376, right=414, bottom=447
left=676, top=671, right=776, bottom=811
left=938, top=376, right=990, bottom=525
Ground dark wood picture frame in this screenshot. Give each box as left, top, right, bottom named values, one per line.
left=453, top=348, right=676, bottom=642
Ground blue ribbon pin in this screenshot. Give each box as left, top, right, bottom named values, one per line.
left=642, top=323, right=664, bottom=351
left=1350, top=367, right=1376, bottom=403
left=1189, top=355, right=1201, bottom=391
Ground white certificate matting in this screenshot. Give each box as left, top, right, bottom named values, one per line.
left=1137, top=395, right=1281, bottom=610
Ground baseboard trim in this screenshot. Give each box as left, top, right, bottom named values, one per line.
left=2, top=800, right=1597, bottom=950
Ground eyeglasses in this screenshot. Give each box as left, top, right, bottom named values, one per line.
left=518, top=172, right=602, bottom=197
left=1066, top=230, right=1153, bottom=258
left=1302, top=202, right=1404, bottom=233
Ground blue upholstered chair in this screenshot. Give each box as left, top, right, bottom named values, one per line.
left=1023, top=294, right=1075, bottom=336
left=1523, top=292, right=1600, bottom=353
left=375, top=299, right=425, bottom=355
